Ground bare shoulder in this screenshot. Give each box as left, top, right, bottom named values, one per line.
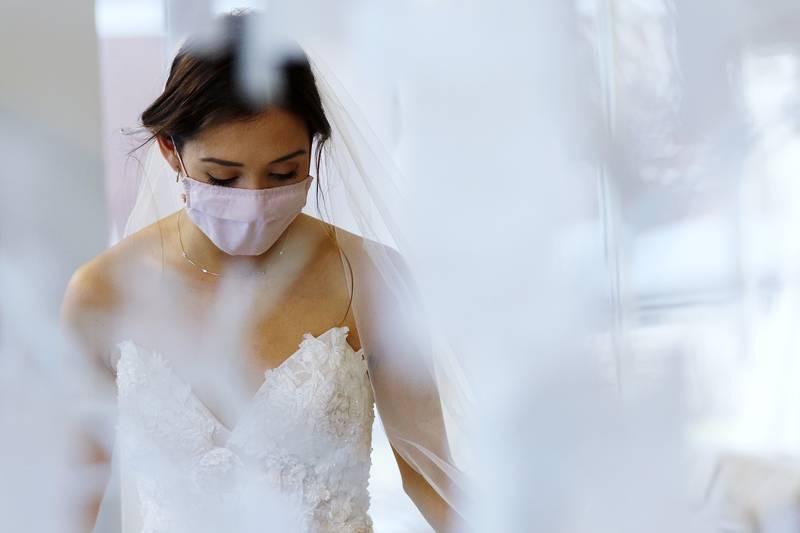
left=60, top=214, right=177, bottom=369
left=297, top=212, right=402, bottom=265
left=62, top=214, right=173, bottom=311
left=297, top=214, right=416, bottom=353
left=295, top=213, right=359, bottom=247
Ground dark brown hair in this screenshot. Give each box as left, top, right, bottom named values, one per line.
left=134, top=10, right=353, bottom=325
left=138, top=10, right=331, bottom=184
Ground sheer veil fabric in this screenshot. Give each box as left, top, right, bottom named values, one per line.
left=100, top=36, right=474, bottom=530
left=304, top=44, right=473, bottom=514
left=88, top=2, right=800, bottom=531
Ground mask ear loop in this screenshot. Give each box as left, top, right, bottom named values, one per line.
left=171, top=135, right=190, bottom=182
left=171, top=136, right=189, bottom=205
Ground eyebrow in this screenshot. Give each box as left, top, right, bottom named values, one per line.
left=199, top=149, right=307, bottom=167
left=270, top=149, right=307, bottom=164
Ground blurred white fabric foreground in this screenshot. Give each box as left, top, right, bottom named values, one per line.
left=4, top=0, right=800, bottom=532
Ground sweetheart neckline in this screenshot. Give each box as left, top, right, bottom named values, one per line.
left=117, top=325, right=365, bottom=441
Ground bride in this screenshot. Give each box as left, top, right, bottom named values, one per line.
left=61, top=10, right=466, bottom=533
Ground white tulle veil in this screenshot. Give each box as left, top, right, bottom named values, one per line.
left=102, top=15, right=474, bottom=530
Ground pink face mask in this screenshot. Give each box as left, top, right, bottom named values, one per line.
left=174, top=145, right=313, bottom=256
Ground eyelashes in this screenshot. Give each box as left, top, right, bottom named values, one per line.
left=206, top=171, right=298, bottom=187
left=270, top=172, right=298, bottom=181
left=206, top=175, right=236, bottom=186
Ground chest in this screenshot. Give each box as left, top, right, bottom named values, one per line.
left=114, top=289, right=351, bottom=430
left=120, top=266, right=348, bottom=366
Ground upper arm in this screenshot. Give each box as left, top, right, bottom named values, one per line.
left=61, top=258, right=119, bottom=375
left=332, top=230, right=462, bottom=504
left=60, top=260, right=124, bottom=528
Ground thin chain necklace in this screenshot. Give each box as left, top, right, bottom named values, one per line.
left=176, top=209, right=289, bottom=278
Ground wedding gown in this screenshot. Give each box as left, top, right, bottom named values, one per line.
left=111, top=325, right=375, bottom=533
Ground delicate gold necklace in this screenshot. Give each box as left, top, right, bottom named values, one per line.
left=176, top=209, right=289, bottom=278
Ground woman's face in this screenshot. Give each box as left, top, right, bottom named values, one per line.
left=160, top=107, right=311, bottom=189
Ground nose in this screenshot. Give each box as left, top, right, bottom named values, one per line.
left=239, top=174, right=273, bottom=190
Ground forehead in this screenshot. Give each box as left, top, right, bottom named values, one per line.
left=185, top=107, right=309, bottom=163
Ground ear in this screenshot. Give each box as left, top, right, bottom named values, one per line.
left=156, top=135, right=181, bottom=174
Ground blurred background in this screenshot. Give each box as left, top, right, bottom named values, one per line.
left=2, top=0, right=800, bottom=531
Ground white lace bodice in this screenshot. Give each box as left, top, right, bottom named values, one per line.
left=114, top=326, right=375, bottom=533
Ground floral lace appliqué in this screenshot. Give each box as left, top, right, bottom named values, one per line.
left=115, top=326, right=375, bottom=533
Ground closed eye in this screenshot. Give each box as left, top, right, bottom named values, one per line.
left=270, top=171, right=297, bottom=181
left=206, top=172, right=298, bottom=186
left=207, top=174, right=237, bottom=186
